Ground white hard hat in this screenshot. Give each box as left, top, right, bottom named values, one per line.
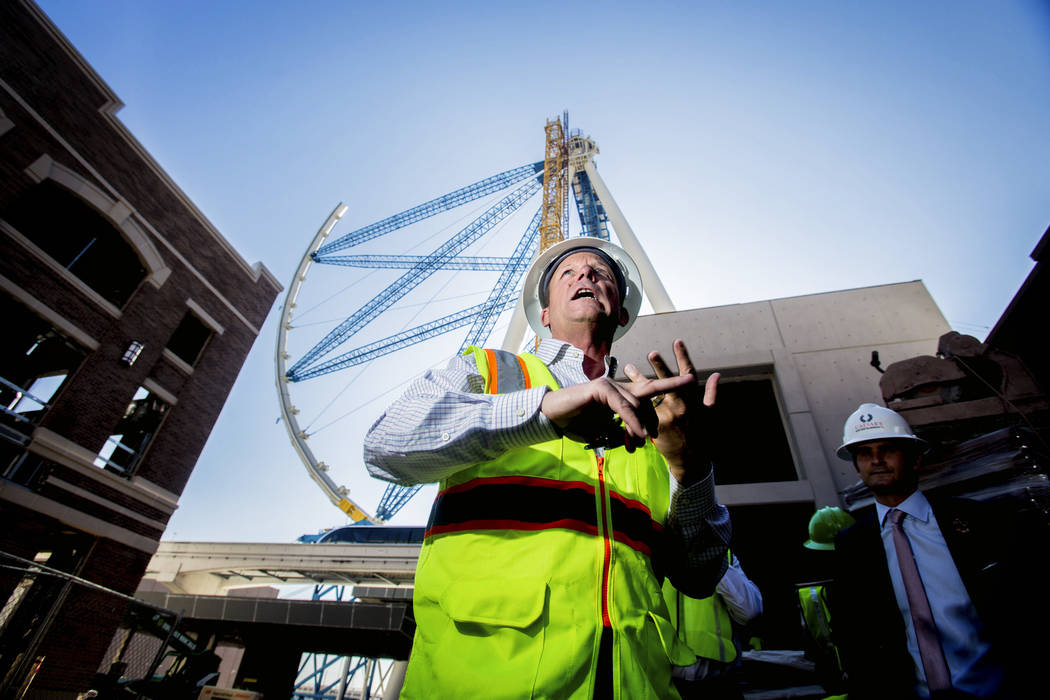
left=521, top=236, right=642, bottom=341
left=836, top=403, right=925, bottom=460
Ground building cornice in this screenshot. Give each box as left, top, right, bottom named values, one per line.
left=29, top=427, right=179, bottom=515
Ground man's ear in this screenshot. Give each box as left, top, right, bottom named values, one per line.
left=618, top=306, right=630, bottom=328
left=540, top=307, right=551, bottom=329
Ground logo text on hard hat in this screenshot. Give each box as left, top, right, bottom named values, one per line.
left=853, top=421, right=884, bottom=432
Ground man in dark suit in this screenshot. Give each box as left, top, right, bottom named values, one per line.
left=831, top=403, right=1044, bottom=700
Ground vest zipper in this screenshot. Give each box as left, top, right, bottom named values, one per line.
left=596, top=455, right=612, bottom=628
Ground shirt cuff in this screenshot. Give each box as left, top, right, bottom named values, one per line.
left=670, top=466, right=718, bottom=521
left=492, top=386, right=560, bottom=449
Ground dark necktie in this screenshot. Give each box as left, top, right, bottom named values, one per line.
left=888, top=508, right=952, bottom=692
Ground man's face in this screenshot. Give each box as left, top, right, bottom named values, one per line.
left=851, top=439, right=920, bottom=496
left=539, top=251, right=628, bottom=338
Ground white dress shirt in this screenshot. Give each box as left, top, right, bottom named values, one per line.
left=876, top=491, right=1002, bottom=697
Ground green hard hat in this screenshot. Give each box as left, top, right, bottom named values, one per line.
left=804, top=506, right=856, bottom=551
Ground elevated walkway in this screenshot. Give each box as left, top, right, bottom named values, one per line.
left=145, top=539, right=420, bottom=595
left=137, top=535, right=422, bottom=698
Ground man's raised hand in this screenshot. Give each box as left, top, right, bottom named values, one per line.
left=540, top=372, right=693, bottom=452
left=624, top=338, right=720, bottom=484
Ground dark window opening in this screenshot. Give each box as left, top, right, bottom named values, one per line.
left=1, top=295, right=88, bottom=445
left=1, top=451, right=52, bottom=490
left=709, top=376, right=797, bottom=485
left=2, top=181, right=147, bottom=307
left=727, top=502, right=818, bottom=650
left=94, top=387, right=170, bottom=475
left=166, top=312, right=212, bottom=367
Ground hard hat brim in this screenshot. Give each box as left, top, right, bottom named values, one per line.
left=520, top=236, right=643, bottom=341
left=803, top=539, right=835, bottom=551
left=836, top=435, right=926, bottom=461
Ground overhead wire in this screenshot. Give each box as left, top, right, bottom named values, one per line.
left=308, top=314, right=517, bottom=436
left=288, top=289, right=497, bottom=328
left=292, top=193, right=496, bottom=323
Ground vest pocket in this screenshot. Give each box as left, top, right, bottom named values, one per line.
left=442, top=576, right=547, bottom=628
left=417, top=576, right=548, bottom=698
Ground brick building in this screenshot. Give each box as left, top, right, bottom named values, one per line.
left=0, top=1, right=281, bottom=696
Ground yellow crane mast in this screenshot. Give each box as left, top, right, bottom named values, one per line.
left=539, top=114, right=568, bottom=253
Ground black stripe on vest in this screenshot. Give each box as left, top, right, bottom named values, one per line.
left=426, top=476, right=663, bottom=558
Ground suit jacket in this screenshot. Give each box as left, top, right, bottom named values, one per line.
left=831, top=494, right=1047, bottom=699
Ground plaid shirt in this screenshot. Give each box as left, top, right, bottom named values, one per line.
left=364, top=338, right=730, bottom=590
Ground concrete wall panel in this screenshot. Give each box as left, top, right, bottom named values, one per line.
left=619, top=301, right=783, bottom=365
left=771, top=281, right=949, bottom=353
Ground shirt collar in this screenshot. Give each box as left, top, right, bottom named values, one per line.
left=532, top=338, right=616, bottom=378
left=877, top=489, right=931, bottom=527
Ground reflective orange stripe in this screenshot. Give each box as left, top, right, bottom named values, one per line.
left=597, top=455, right=612, bottom=628
left=516, top=353, right=531, bottom=389
left=484, top=348, right=499, bottom=394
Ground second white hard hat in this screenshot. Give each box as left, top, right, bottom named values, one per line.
left=836, top=403, right=925, bottom=460
left=521, top=236, right=643, bottom=341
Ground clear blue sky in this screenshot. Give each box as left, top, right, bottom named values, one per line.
left=36, top=0, right=1050, bottom=541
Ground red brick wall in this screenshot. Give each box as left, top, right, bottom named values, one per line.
left=30, top=538, right=153, bottom=695
left=1, top=2, right=280, bottom=694
left=1, top=0, right=279, bottom=498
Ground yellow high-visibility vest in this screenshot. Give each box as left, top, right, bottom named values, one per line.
left=798, top=583, right=844, bottom=675
left=402, top=347, right=694, bottom=699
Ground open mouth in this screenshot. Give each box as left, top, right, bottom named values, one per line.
left=572, top=289, right=596, bottom=300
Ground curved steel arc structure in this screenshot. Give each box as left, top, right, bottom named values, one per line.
left=276, top=203, right=377, bottom=522
left=277, top=128, right=675, bottom=524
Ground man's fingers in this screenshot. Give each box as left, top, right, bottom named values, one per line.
left=703, top=372, right=720, bottom=407
left=601, top=379, right=649, bottom=438
left=647, top=351, right=673, bottom=379
left=646, top=374, right=692, bottom=398
left=621, top=365, right=665, bottom=437
left=672, top=339, right=696, bottom=377
left=623, top=365, right=692, bottom=399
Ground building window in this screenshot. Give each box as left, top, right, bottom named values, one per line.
left=1, top=296, right=87, bottom=447
left=1, top=452, right=52, bottom=490
left=166, top=312, right=213, bottom=367
left=2, top=181, right=147, bottom=307
left=710, top=375, right=798, bottom=484
left=94, top=387, right=170, bottom=475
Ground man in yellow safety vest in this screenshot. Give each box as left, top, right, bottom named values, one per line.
left=365, top=237, right=732, bottom=699
left=796, top=506, right=854, bottom=695
left=663, top=550, right=763, bottom=699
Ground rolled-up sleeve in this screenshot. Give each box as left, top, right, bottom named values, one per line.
left=364, top=353, right=560, bottom=485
